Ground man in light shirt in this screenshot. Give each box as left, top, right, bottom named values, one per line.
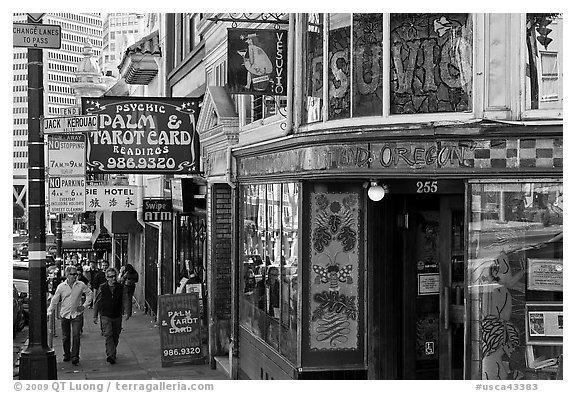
left=47, top=265, right=93, bottom=365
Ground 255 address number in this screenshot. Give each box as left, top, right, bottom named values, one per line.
left=416, top=181, right=438, bottom=193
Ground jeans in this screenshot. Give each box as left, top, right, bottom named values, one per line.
left=100, top=316, right=122, bottom=360
left=61, top=314, right=83, bottom=360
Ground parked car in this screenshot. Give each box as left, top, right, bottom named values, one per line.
left=13, top=284, right=25, bottom=336
left=13, top=260, right=29, bottom=322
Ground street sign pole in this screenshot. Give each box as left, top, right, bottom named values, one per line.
left=19, top=15, right=57, bottom=380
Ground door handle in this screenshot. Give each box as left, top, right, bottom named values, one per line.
left=443, top=286, right=450, bottom=330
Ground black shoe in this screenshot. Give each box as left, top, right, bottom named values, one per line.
left=63, top=357, right=71, bottom=362
left=106, top=356, right=116, bottom=364
left=72, top=357, right=79, bottom=365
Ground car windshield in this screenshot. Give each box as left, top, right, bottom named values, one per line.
left=13, top=265, right=29, bottom=281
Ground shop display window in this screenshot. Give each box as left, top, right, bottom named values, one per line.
left=240, top=183, right=300, bottom=363
left=468, top=181, right=562, bottom=380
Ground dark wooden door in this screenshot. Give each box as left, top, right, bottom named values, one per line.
left=370, top=186, right=464, bottom=379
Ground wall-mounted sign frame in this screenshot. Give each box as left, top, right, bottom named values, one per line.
left=527, top=258, right=563, bottom=292
left=418, top=273, right=440, bottom=295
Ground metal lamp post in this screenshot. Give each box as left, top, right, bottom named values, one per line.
left=18, top=14, right=58, bottom=380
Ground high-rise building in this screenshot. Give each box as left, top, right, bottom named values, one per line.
left=100, top=13, right=146, bottom=78
left=12, top=13, right=103, bottom=214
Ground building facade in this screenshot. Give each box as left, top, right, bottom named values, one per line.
left=100, top=13, right=147, bottom=78
left=190, top=13, right=563, bottom=380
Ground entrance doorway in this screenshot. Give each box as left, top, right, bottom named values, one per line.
left=369, top=181, right=464, bottom=379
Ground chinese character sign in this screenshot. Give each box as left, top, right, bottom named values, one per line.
left=81, top=97, right=201, bottom=174
left=85, top=186, right=139, bottom=211
left=227, top=28, right=288, bottom=96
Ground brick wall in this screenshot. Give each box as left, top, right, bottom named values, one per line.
left=209, top=183, right=232, bottom=355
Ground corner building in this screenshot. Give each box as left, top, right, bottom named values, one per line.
left=187, top=13, right=563, bottom=380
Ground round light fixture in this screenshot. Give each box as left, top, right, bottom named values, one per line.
left=368, top=181, right=386, bottom=201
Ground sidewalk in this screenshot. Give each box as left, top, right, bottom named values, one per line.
left=37, top=309, right=228, bottom=380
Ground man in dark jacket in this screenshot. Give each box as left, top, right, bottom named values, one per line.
left=93, top=267, right=130, bottom=364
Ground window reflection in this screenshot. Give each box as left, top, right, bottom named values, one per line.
left=468, top=182, right=562, bottom=380
left=240, top=183, right=299, bottom=363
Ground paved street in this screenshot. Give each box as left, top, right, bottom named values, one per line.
left=13, top=309, right=228, bottom=380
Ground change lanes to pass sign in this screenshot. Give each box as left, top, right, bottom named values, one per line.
left=47, top=134, right=85, bottom=176
left=85, top=185, right=139, bottom=211
left=43, top=114, right=98, bottom=134
left=158, top=293, right=203, bottom=366
left=49, top=176, right=86, bottom=213
left=13, top=23, right=61, bottom=49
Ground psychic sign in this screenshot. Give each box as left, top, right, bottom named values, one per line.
left=158, top=293, right=203, bottom=366
left=81, top=97, right=201, bottom=174
left=227, top=28, right=288, bottom=96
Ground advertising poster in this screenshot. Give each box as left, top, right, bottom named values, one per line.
left=81, top=97, right=201, bottom=174
left=527, top=258, right=563, bottom=291
left=227, top=28, right=288, bottom=96
left=158, top=293, right=203, bottom=365
left=525, top=302, right=563, bottom=345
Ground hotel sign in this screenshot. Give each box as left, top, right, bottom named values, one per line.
left=85, top=185, right=139, bottom=211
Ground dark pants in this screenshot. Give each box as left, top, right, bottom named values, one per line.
left=101, top=316, right=122, bottom=360
left=61, top=314, right=83, bottom=360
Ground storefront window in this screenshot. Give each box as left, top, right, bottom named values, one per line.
left=468, top=182, right=563, bottom=380
left=390, top=13, right=473, bottom=114
left=240, top=183, right=300, bottom=363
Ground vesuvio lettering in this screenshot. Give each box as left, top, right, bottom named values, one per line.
left=274, top=32, right=285, bottom=95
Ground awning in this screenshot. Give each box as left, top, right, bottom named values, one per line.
left=63, top=239, right=93, bottom=251
left=91, top=212, right=112, bottom=250
left=102, top=211, right=143, bottom=234
left=118, top=30, right=161, bottom=85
